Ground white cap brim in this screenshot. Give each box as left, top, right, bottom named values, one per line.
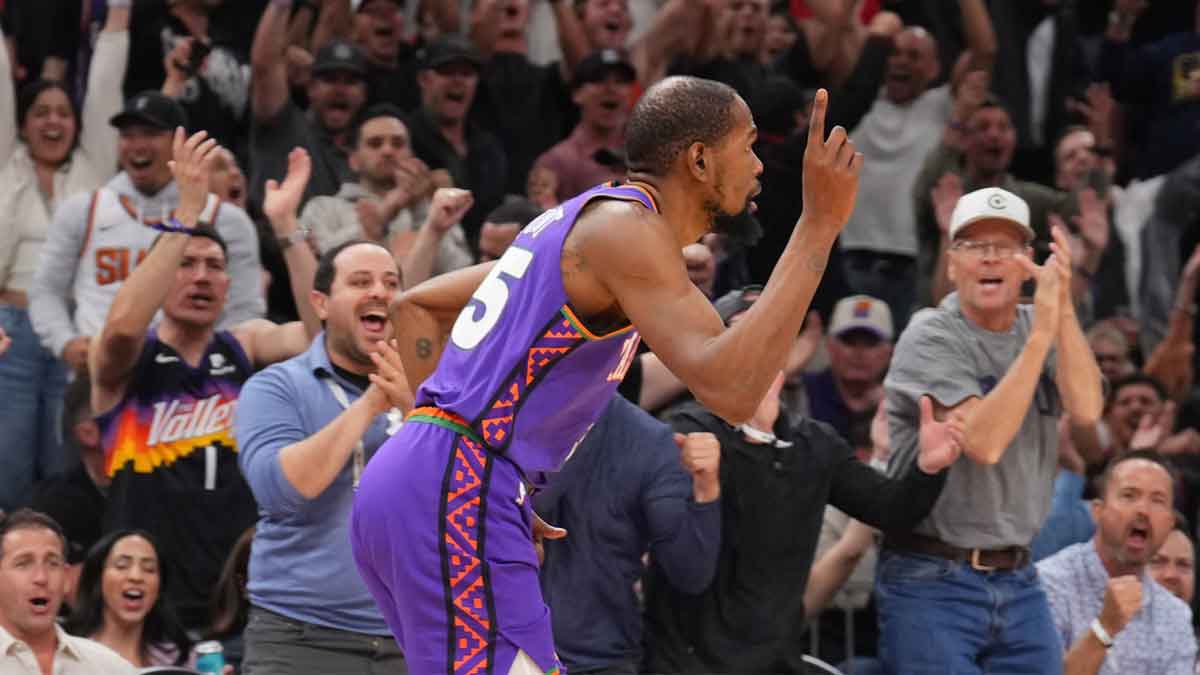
left=951, top=214, right=1035, bottom=242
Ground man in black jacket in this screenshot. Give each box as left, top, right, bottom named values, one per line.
left=642, top=287, right=963, bottom=674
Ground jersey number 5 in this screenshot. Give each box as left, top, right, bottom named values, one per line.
left=451, top=246, right=535, bottom=350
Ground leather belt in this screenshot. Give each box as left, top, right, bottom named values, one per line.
left=0, top=289, right=28, bottom=309
left=884, top=531, right=1031, bottom=572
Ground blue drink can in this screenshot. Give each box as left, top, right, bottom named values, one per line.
left=194, top=640, right=225, bottom=673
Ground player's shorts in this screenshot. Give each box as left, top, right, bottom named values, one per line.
left=351, top=407, right=562, bottom=675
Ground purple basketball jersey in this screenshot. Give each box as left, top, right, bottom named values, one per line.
left=417, top=183, right=656, bottom=481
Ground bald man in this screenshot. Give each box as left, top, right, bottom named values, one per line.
left=838, top=1, right=996, bottom=328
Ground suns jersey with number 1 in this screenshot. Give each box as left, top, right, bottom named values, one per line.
left=417, top=183, right=655, bottom=481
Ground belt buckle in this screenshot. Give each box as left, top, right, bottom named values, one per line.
left=970, top=548, right=998, bottom=573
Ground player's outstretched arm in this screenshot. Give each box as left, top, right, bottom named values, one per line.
left=91, top=129, right=220, bottom=413
left=389, top=261, right=496, bottom=388
left=587, top=90, right=862, bottom=424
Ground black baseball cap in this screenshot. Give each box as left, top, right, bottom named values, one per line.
left=417, top=35, right=482, bottom=71
left=572, top=49, right=636, bottom=90
left=110, top=91, right=189, bottom=131
left=312, top=40, right=368, bottom=78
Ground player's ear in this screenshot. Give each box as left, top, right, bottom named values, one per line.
left=687, top=142, right=709, bottom=182
left=310, top=289, right=330, bottom=323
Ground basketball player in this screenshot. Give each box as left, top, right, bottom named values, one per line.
left=350, top=78, right=863, bottom=675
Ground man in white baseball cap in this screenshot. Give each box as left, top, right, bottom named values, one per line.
left=828, top=294, right=895, bottom=342
left=874, top=186, right=1104, bottom=673
left=948, top=186, right=1035, bottom=242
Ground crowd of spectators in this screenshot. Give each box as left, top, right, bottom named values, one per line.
left=2, top=0, right=1200, bottom=673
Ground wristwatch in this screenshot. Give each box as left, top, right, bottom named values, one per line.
left=1091, top=618, right=1114, bottom=648
left=738, top=424, right=793, bottom=448
left=276, top=228, right=310, bottom=251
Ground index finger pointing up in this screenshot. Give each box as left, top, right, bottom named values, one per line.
left=807, top=88, right=828, bottom=147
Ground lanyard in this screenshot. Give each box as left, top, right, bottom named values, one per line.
left=324, top=378, right=371, bottom=489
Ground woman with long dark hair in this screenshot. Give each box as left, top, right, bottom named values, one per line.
left=0, top=0, right=129, bottom=512
left=206, top=526, right=254, bottom=669
left=65, top=529, right=192, bottom=667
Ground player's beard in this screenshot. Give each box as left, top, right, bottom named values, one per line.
left=365, top=161, right=398, bottom=192
left=704, top=177, right=762, bottom=249
left=330, top=328, right=376, bottom=371
left=712, top=207, right=763, bottom=249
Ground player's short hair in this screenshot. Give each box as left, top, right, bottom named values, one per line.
left=0, top=509, right=67, bottom=561
left=349, top=103, right=407, bottom=149
left=625, top=76, right=740, bottom=177
left=188, top=224, right=228, bottom=258
left=1096, top=449, right=1177, bottom=502
left=313, top=239, right=397, bottom=295
left=1053, top=124, right=1094, bottom=154
left=1107, top=373, right=1168, bottom=407
left=149, top=223, right=228, bottom=261
left=966, top=92, right=1013, bottom=125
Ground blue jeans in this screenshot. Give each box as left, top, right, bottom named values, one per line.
left=875, top=551, right=1063, bottom=675
left=0, top=305, right=68, bottom=511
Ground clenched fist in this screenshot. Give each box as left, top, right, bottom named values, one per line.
left=1098, top=575, right=1143, bottom=638
left=425, top=188, right=474, bottom=235
left=676, top=432, right=720, bottom=503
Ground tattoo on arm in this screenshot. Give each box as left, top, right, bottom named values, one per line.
left=561, top=245, right=587, bottom=282
left=416, top=337, right=433, bottom=359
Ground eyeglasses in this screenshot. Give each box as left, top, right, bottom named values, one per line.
left=950, top=240, right=1026, bottom=259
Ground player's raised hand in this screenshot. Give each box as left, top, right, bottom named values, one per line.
left=1015, top=253, right=1063, bottom=340
left=801, top=88, right=863, bottom=238
left=169, top=128, right=220, bottom=227
left=263, top=147, right=312, bottom=235
left=1129, top=401, right=1176, bottom=452
left=1047, top=224, right=1076, bottom=295
left=366, top=339, right=415, bottom=416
